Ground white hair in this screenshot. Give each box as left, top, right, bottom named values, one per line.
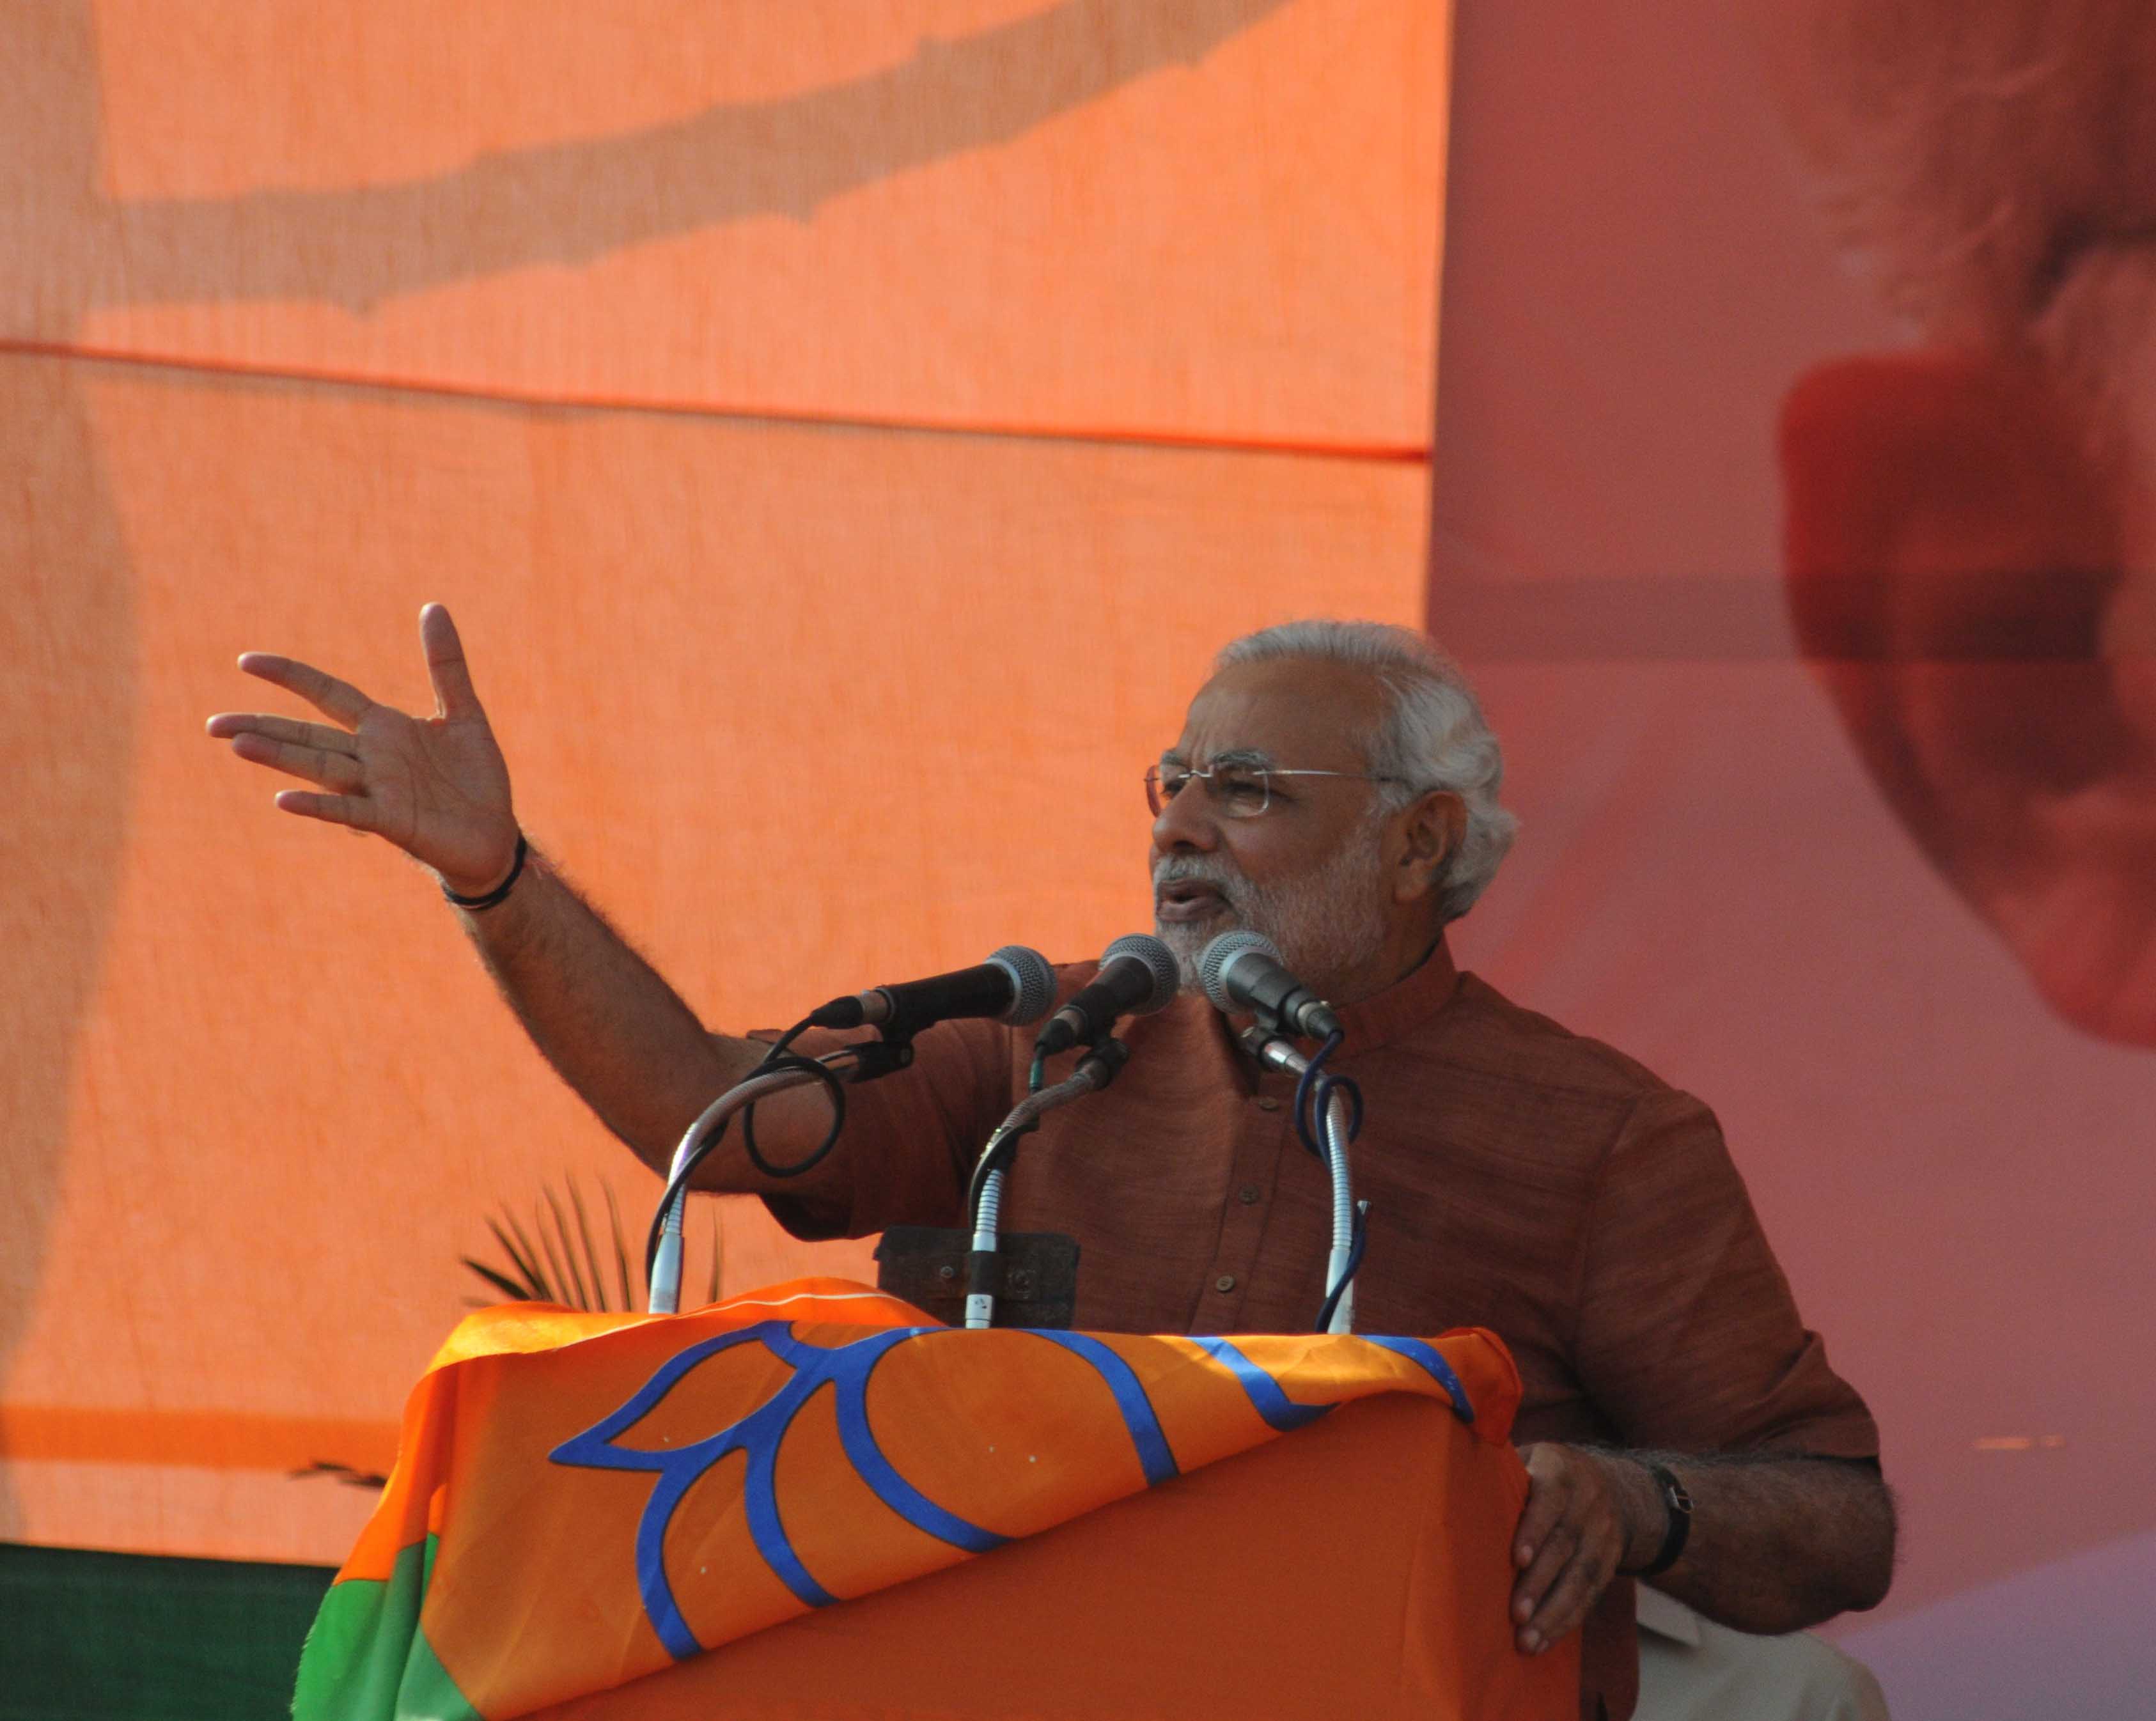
left=1760, top=0, right=2156, bottom=343
left=1214, top=619, right=1519, bottom=922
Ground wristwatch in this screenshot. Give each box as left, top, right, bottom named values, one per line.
left=1618, top=1463, right=1692, bottom=1578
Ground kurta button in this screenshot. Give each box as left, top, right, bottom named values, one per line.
left=1238, top=1184, right=1261, bottom=1205
left=1214, top=1274, right=1237, bottom=1293
left=1256, top=1096, right=1281, bottom=1112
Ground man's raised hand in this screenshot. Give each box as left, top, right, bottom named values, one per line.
left=207, top=603, right=521, bottom=897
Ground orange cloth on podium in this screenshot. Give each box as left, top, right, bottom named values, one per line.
left=294, top=1278, right=1575, bottom=1720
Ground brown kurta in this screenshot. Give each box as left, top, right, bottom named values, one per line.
left=748, top=940, right=1880, bottom=1721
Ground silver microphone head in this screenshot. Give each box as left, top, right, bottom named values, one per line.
left=1198, top=929, right=1281, bottom=1013
left=986, top=945, right=1058, bottom=1025
left=1100, top=932, right=1182, bottom=1016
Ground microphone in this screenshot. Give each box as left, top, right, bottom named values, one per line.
left=1034, top=933, right=1180, bottom=1055
left=808, top=946, right=1058, bottom=1038
left=1198, top=931, right=1341, bottom=1040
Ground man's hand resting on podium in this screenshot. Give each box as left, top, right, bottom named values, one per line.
left=1509, top=1444, right=1894, bottom=1656
left=207, top=604, right=833, bottom=1179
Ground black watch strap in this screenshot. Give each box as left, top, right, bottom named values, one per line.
left=1618, top=1463, right=1692, bottom=1578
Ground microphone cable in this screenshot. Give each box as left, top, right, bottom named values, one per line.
left=1292, top=1029, right=1339, bottom=1156
left=1291, top=1029, right=1368, bottom=1336
left=739, top=1018, right=848, bottom=1180
left=1292, top=1030, right=1363, bottom=1161
left=1313, top=1204, right=1368, bottom=1334
left=641, top=1013, right=848, bottom=1285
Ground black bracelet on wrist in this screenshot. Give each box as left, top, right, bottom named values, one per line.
left=442, top=833, right=527, bottom=912
left=1618, top=1463, right=1693, bottom=1578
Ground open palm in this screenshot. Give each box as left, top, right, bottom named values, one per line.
left=208, top=604, right=520, bottom=895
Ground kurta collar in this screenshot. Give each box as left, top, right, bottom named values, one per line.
left=1330, top=934, right=1460, bottom=1054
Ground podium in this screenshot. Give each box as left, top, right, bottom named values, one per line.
left=295, top=1280, right=1578, bottom=1720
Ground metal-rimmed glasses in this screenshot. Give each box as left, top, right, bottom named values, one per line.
left=1145, top=761, right=1403, bottom=820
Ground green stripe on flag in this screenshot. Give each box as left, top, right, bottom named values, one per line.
left=292, top=1538, right=478, bottom=1721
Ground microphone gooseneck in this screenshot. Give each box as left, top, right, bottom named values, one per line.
left=1240, top=1024, right=1366, bottom=1334
left=963, top=1037, right=1130, bottom=1329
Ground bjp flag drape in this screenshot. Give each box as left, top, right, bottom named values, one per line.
left=1, top=1, right=1452, bottom=1566
left=291, top=1281, right=1568, bottom=1721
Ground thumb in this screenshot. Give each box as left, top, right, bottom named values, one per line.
left=419, top=602, right=483, bottom=720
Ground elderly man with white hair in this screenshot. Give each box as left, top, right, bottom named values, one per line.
left=210, top=611, right=1894, bottom=1721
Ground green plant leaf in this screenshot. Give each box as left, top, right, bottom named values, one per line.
left=460, top=1256, right=535, bottom=1304
left=543, top=1185, right=592, bottom=1311
left=490, top=1212, right=548, bottom=1297
left=566, top=1179, right=609, bottom=1313
left=464, top=1178, right=655, bottom=1314
left=602, top=1181, right=637, bottom=1311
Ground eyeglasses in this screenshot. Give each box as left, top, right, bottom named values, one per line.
left=1145, top=761, right=1403, bottom=820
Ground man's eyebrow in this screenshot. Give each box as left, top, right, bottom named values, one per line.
left=1157, top=745, right=1278, bottom=769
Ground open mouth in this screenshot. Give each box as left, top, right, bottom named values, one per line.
left=1155, top=878, right=1233, bottom=924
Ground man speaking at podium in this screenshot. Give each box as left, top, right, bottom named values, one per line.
left=210, top=613, right=1893, bottom=1721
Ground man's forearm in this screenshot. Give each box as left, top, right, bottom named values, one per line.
left=451, top=845, right=760, bottom=1172
left=1600, top=1449, right=1896, bottom=1635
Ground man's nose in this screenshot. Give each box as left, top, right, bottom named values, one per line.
left=1151, top=782, right=1221, bottom=855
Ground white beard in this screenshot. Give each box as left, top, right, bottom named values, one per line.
left=1153, top=825, right=1392, bottom=998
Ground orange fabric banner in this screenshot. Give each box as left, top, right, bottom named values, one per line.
left=1, top=0, right=1451, bottom=1562
left=44, top=0, right=1446, bottom=451
left=293, top=1281, right=1567, bottom=1720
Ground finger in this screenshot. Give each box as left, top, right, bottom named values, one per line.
left=272, top=789, right=379, bottom=832
left=238, top=653, right=374, bottom=727
left=1512, top=1520, right=1576, bottom=1627
left=419, top=604, right=483, bottom=720
left=229, top=732, right=366, bottom=792
left=207, top=712, right=357, bottom=754
left=1512, top=1447, right=1574, bottom=1570
left=1521, top=1541, right=1615, bottom=1655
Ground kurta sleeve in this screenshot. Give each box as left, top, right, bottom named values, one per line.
left=1570, top=1088, right=1880, bottom=1458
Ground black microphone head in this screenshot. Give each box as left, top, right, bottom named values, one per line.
left=1100, top=933, right=1181, bottom=1016
left=1198, top=930, right=1281, bottom=1014
left=986, top=945, right=1058, bottom=1025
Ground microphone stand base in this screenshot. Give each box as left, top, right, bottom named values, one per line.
left=874, top=1227, right=1081, bottom=1329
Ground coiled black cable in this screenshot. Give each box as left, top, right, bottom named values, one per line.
left=641, top=1016, right=847, bottom=1285
left=740, top=1021, right=848, bottom=1179
left=1293, top=1029, right=1363, bottom=1161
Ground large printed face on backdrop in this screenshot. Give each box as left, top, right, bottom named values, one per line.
left=1764, top=0, right=2156, bottom=1048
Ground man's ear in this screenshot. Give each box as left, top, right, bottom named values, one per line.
left=1393, top=790, right=1466, bottom=906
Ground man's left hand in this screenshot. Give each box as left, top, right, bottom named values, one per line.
left=1510, top=1444, right=1655, bottom=1655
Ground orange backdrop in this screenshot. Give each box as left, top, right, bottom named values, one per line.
left=0, top=0, right=1450, bottom=1563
